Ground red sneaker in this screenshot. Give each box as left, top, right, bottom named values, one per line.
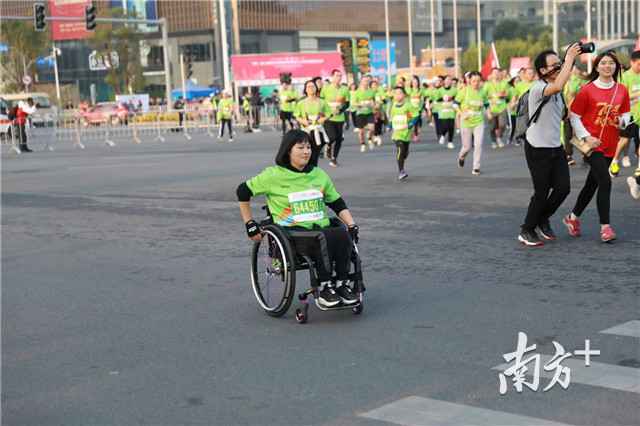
left=562, top=214, right=581, bottom=237
left=600, top=225, right=617, bottom=243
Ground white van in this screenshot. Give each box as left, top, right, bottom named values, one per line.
left=0, top=93, right=57, bottom=127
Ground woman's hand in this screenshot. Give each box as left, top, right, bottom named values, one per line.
left=585, top=136, right=601, bottom=149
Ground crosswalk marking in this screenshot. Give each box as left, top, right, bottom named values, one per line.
left=599, top=320, right=640, bottom=338
left=493, top=356, right=640, bottom=394
left=359, top=396, right=575, bottom=426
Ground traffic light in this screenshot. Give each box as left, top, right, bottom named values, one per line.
left=355, top=38, right=370, bottom=74
left=186, top=61, right=193, bottom=79
left=338, top=39, right=353, bottom=71
left=85, top=3, right=97, bottom=31
left=33, top=3, right=46, bottom=32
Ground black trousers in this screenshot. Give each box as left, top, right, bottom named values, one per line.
left=522, top=141, right=571, bottom=231
left=308, top=131, right=327, bottom=167
left=218, top=119, right=233, bottom=137
left=395, top=140, right=410, bottom=171
left=572, top=152, right=613, bottom=224
left=439, top=118, right=455, bottom=142
left=324, top=120, right=344, bottom=161
left=290, top=226, right=353, bottom=282
left=432, top=112, right=440, bottom=136
left=251, top=106, right=260, bottom=127
left=17, top=123, right=28, bottom=147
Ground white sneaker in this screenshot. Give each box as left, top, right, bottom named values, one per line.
left=229, top=138, right=234, bottom=142
left=497, top=139, right=505, bottom=148
left=354, top=128, right=360, bottom=133
left=628, top=176, right=640, bottom=199
left=360, top=144, right=366, bottom=153
left=446, top=142, right=455, bottom=150
left=368, top=141, right=375, bottom=150
left=491, top=142, right=497, bottom=149
left=622, top=156, right=631, bottom=168
left=438, top=136, right=445, bottom=145
left=375, top=136, right=382, bottom=146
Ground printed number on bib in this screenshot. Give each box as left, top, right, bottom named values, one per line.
left=288, top=189, right=325, bottom=223
left=393, top=114, right=408, bottom=130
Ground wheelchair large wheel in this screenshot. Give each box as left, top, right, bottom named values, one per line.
left=250, top=224, right=296, bottom=317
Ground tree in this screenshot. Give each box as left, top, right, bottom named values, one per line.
left=88, top=8, right=146, bottom=96
left=0, top=21, right=51, bottom=92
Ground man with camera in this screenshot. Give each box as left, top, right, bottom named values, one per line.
left=518, top=43, right=585, bottom=247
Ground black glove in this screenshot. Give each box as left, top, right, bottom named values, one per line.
left=245, top=220, right=260, bottom=238
left=348, top=224, right=359, bottom=243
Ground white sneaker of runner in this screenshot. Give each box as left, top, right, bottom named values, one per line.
left=438, top=135, right=445, bottom=145
left=497, top=139, right=505, bottom=148
left=360, top=144, right=367, bottom=153
left=375, top=136, right=382, bottom=146
left=628, top=176, right=640, bottom=199
left=446, top=142, right=455, bottom=150
left=368, top=141, right=375, bottom=150
left=622, top=156, right=631, bottom=168
left=491, top=142, right=497, bottom=149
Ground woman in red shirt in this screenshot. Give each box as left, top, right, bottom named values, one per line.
left=564, top=52, right=631, bottom=242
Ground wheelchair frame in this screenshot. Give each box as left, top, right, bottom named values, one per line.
left=250, top=210, right=365, bottom=324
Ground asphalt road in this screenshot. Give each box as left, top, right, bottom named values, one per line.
left=2, top=125, right=639, bottom=426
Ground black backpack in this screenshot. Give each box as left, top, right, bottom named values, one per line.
left=514, top=87, right=566, bottom=141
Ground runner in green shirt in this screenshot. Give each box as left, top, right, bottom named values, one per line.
left=612, top=51, right=640, bottom=174
left=405, top=76, right=424, bottom=143
left=454, top=71, right=489, bottom=175
left=437, top=75, right=458, bottom=148
left=509, top=67, right=535, bottom=146
left=561, top=67, right=587, bottom=163
left=348, top=83, right=358, bottom=131
left=483, top=68, right=511, bottom=148
left=294, top=79, right=332, bottom=167
left=320, top=69, right=351, bottom=166
left=279, top=82, right=298, bottom=135
left=389, top=86, right=420, bottom=180
left=352, top=75, right=377, bottom=152
left=237, top=129, right=359, bottom=308
left=427, top=76, right=443, bottom=135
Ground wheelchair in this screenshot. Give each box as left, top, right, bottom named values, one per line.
left=250, top=207, right=365, bottom=324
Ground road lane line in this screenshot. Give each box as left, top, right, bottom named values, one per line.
left=599, top=320, right=640, bottom=338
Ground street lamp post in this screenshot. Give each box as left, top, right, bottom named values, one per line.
left=407, top=0, right=413, bottom=73
left=453, top=0, right=459, bottom=79
left=384, top=0, right=392, bottom=86
left=476, top=0, right=481, bottom=70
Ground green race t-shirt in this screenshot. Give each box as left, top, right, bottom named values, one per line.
left=353, top=88, right=376, bottom=115
left=320, top=84, right=350, bottom=122
left=246, top=166, right=341, bottom=229
left=406, top=87, right=424, bottom=111
left=390, top=101, right=419, bottom=142
left=438, top=87, right=458, bottom=119
left=622, top=69, right=640, bottom=121
left=455, top=86, right=487, bottom=128
left=279, top=88, right=298, bottom=113
left=293, top=97, right=331, bottom=125
left=483, top=80, right=510, bottom=113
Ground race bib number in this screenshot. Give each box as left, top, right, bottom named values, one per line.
left=288, top=189, right=325, bottom=223
left=392, top=114, right=408, bottom=130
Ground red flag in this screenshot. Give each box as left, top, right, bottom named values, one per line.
left=481, top=43, right=500, bottom=80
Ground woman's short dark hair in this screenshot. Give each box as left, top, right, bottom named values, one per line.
left=303, top=79, right=319, bottom=96
left=275, top=130, right=312, bottom=170
left=588, top=51, right=623, bottom=82
left=394, top=86, right=406, bottom=95
left=534, top=49, right=558, bottom=78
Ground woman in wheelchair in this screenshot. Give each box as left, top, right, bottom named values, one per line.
left=237, top=129, right=360, bottom=309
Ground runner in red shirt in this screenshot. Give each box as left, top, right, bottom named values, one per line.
left=564, top=52, right=631, bottom=242
left=14, top=98, right=36, bottom=153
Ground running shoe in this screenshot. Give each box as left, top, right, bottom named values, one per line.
left=447, top=142, right=455, bottom=150
left=562, top=214, right=581, bottom=237
left=472, top=169, right=481, bottom=175
left=354, top=128, right=360, bottom=133
left=375, top=136, right=382, bottom=146
left=458, top=157, right=465, bottom=168
left=491, top=142, right=497, bottom=149
left=398, top=170, right=409, bottom=180
left=536, top=222, right=557, bottom=241
left=567, top=156, right=576, bottom=166
left=317, top=283, right=341, bottom=307
left=497, top=139, right=505, bottom=148
left=368, top=141, right=375, bottom=150
left=360, top=144, right=366, bottom=153
left=609, top=161, right=620, bottom=178
left=438, top=135, right=445, bottom=145
left=622, top=156, right=631, bottom=168
left=335, top=281, right=359, bottom=305
left=514, top=140, right=522, bottom=147
left=329, top=160, right=338, bottom=167
left=229, top=138, right=234, bottom=142
left=635, top=167, right=640, bottom=178
left=518, top=229, right=544, bottom=247
left=627, top=176, right=640, bottom=199
left=600, top=225, right=617, bottom=243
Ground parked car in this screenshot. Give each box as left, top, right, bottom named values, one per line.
left=78, top=102, right=129, bottom=126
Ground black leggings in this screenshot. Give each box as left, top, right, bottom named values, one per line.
left=439, top=118, right=455, bottom=142
left=324, top=120, right=344, bottom=161
left=291, top=226, right=352, bottom=282
left=309, top=131, right=326, bottom=167
left=432, top=112, right=440, bottom=136
left=374, top=115, right=384, bottom=136
left=219, top=119, right=232, bottom=137
left=395, top=140, right=410, bottom=171
left=572, top=152, right=613, bottom=224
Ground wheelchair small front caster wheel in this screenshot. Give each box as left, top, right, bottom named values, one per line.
left=295, top=308, right=308, bottom=324
left=352, top=303, right=363, bottom=315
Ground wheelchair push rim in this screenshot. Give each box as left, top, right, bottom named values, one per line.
left=250, top=227, right=296, bottom=317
